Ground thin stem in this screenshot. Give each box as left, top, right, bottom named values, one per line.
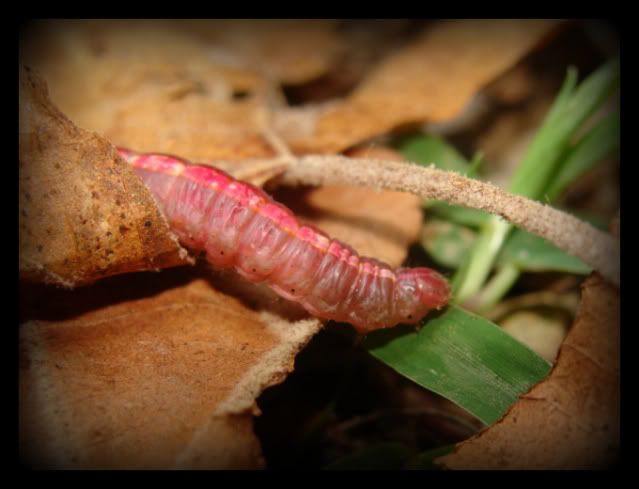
left=279, top=155, right=620, bottom=287
left=474, top=264, right=521, bottom=313
left=454, top=217, right=511, bottom=303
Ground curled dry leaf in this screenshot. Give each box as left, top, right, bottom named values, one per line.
left=276, top=19, right=562, bottom=154
left=18, top=66, right=190, bottom=287
left=436, top=273, right=619, bottom=469
left=182, top=19, right=345, bottom=85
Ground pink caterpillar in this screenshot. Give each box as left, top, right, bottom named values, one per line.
left=118, top=148, right=450, bottom=333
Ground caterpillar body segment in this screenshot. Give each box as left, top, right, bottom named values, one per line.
left=119, top=148, right=450, bottom=332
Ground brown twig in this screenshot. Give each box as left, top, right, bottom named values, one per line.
left=277, top=156, right=619, bottom=287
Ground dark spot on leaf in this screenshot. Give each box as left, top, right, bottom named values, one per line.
left=37, top=245, right=43, bottom=252
left=106, top=231, right=112, bottom=237
left=25, top=192, right=32, bottom=201
left=220, top=251, right=224, bottom=255
left=21, top=210, right=27, bottom=217
left=55, top=363, right=63, bottom=370
left=144, top=220, right=152, bottom=228
left=120, top=213, right=126, bottom=219
left=106, top=249, right=114, bottom=256
left=54, top=163, right=61, bottom=169
left=92, top=191, right=99, bottom=199
left=291, top=288, right=295, bottom=293
left=119, top=225, right=130, bottom=235
left=115, top=199, right=121, bottom=206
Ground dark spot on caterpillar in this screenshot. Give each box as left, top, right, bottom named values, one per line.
left=55, top=363, right=63, bottom=370
left=408, top=315, right=413, bottom=319
left=37, top=245, right=43, bottom=252
left=115, top=199, right=122, bottom=206
left=105, top=249, right=114, bottom=256
left=291, top=288, right=295, bottom=293
left=232, top=89, right=251, bottom=101
left=220, top=251, right=224, bottom=255
left=252, top=268, right=256, bottom=273
left=120, top=213, right=126, bottom=219
left=144, top=220, right=152, bottom=227
left=82, top=219, right=88, bottom=225
left=119, top=225, right=130, bottom=235
left=96, top=244, right=101, bottom=250
left=25, top=192, right=32, bottom=201
left=106, top=231, right=112, bottom=236
left=54, top=163, right=61, bottom=169
left=21, top=210, right=27, bottom=217
left=92, top=191, right=99, bottom=199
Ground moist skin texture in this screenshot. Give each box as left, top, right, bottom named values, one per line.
left=120, top=148, right=450, bottom=332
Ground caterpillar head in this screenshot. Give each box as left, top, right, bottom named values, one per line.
left=394, top=268, right=450, bottom=323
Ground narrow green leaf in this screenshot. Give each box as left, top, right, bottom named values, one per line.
left=324, top=442, right=412, bottom=470
left=497, top=229, right=591, bottom=274
left=423, top=216, right=594, bottom=275
left=422, top=219, right=476, bottom=268
left=545, top=110, right=620, bottom=201
left=365, top=307, right=551, bottom=426
left=399, top=134, right=473, bottom=175
left=426, top=202, right=490, bottom=228
left=454, top=57, right=619, bottom=302
left=510, top=57, right=619, bottom=199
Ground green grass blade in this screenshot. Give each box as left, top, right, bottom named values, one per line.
left=399, top=134, right=475, bottom=175
left=545, top=110, right=620, bottom=201
left=426, top=202, right=490, bottom=228
left=423, top=218, right=593, bottom=275
left=421, top=219, right=476, bottom=268
left=453, top=57, right=619, bottom=302
left=497, top=228, right=591, bottom=273
left=509, top=57, right=619, bottom=199
left=365, top=307, right=551, bottom=426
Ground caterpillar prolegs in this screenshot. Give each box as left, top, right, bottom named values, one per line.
left=118, top=148, right=450, bottom=333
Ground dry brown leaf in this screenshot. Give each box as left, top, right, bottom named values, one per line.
left=183, top=19, right=345, bottom=84
left=19, top=66, right=190, bottom=287
left=277, top=19, right=562, bottom=154
left=19, top=269, right=321, bottom=469
left=437, top=273, right=619, bottom=469
left=20, top=20, right=265, bottom=135
left=20, top=20, right=345, bottom=162
left=500, top=311, right=568, bottom=363
left=20, top=20, right=278, bottom=162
